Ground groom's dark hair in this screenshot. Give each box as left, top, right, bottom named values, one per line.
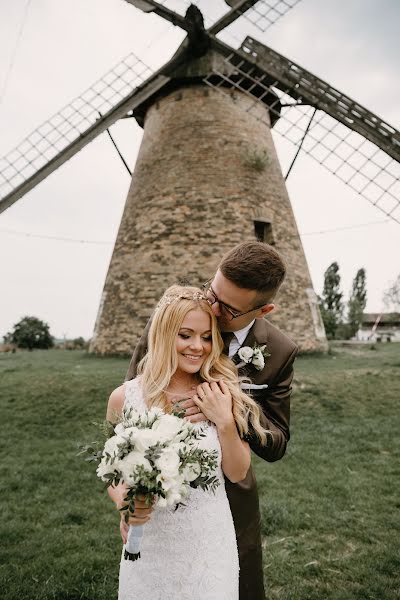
left=219, top=241, right=286, bottom=301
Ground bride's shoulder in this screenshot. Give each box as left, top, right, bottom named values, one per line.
left=106, top=383, right=125, bottom=421
left=106, top=378, right=142, bottom=420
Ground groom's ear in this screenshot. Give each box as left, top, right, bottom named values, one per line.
left=257, top=303, right=275, bottom=317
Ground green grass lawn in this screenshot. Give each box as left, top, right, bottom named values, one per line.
left=0, top=344, right=399, bottom=599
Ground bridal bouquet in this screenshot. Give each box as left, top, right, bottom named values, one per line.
left=80, top=404, right=220, bottom=561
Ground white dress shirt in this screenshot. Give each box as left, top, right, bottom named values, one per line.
left=227, top=319, right=255, bottom=358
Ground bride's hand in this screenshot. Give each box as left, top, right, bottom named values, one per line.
left=193, top=381, right=234, bottom=429
left=169, top=389, right=208, bottom=424
left=174, top=396, right=208, bottom=424
left=117, top=492, right=154, bottom=541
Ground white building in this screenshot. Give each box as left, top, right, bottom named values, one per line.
left=356, top=313, right=400, bottom=342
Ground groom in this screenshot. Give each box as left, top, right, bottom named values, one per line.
left=125, top=241, right=298, bottom=600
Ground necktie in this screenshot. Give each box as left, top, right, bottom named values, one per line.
left=221, top=331, right=235, bottom=355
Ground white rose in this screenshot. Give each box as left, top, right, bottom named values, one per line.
left=238, top=346, right=254, bottom=363
left=118, top=451, right=152, bottom=486
left=252, top=349, right=265, bottom=370
left=104, top=434, right=126, bottom=458
left=157, top=496, right=168, bottom=508
left=122, top=426, right=140, bottom=439
left=155, top=448, right=181, bottom=478
left=96, top=459, right=118, bottom=482
left=114, top=423, right=126, bottom=436
left=156, top=472, right=183, bottom=492
left=181, top=462, right=201, bottom=482
left=175, top=420, right=195, bottom=441
left=152, top=414, right=184, bottom=441
left=170, top=441, right=186, bottom=454
left=132, top=428, right=161, bottom=452
left=166, top=490, right=182, bottom=506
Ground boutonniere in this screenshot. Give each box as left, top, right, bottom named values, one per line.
left=236, top=344, right=271, bottom=371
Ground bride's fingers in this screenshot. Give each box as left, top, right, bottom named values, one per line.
left=192, top=393, right=202, bottom=405
left=173, top=396, right=196, bottom=410
left=197, top=382, right=210, bottom=396
left=186, top=404, right=202, bottom=416
left=120, top=518, right=129, bottom=544
left=186, top=411, right=208, bottom=424
left=210, top=381, right=221, bottom=393
left=126, top=514, right=151, bottom=526
left=218, top=380, right=230, bottom=394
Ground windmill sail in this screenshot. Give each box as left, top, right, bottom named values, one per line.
left=124, top=0, right=301, bottom=35
left=0, top=0, right=300, bottom=213
left=0, top=53, right=164, bottom=214
left=211, top=0, right=302, bottom=34
left=203, top=36, right=400, bottom=223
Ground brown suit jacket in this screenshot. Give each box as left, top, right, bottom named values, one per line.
left=125, top=317, right=297, bottom=600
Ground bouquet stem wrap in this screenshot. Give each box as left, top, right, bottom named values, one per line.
left=124, top=524, right=144, bottom=561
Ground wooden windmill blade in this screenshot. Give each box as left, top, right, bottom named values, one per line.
left=203, top=35, right=400, bottom=223
left=211, top=0, right=302, bottom=34
left=0, top=53, right=170, bottom=214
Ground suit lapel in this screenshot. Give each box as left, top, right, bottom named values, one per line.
left=232, top=319, right=269, bottom=358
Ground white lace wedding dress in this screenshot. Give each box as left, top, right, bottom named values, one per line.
left=118, top=377, right=239, bottom=600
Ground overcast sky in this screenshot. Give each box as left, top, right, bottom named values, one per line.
left=0, top=0, right=399, bottom=340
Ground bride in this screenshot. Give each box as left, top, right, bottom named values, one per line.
left=105, top=285, right=267, bottom=600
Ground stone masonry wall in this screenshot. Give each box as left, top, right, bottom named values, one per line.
left=89, top=85, right=327, bottom=354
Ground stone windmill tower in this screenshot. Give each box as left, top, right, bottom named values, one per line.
left=1, top=1, right=399, bottom=354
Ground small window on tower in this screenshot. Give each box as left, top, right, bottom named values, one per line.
left=254, top=221, right=275, bottom=245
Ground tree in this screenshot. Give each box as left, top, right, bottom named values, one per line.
left=347, top=268, right=367, bottom=337
left=6, top=316, right=54, bottom=350
left=72, top=337, right=88, bottom=350
left=318, top=262, right=343, bottom=339
left=383, top=274, right=400, bottom=312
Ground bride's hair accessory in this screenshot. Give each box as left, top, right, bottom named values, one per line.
left=155, top=290, right=209, bottom=311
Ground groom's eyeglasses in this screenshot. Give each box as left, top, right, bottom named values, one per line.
left=202, top=280, right=265, bottom=321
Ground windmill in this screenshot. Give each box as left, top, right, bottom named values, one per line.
left=1, top=1, right=399, bottom=354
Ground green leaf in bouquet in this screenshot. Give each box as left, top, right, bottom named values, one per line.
left=77, top=441, right=104, bottom=463
left=144, top=442, right=165, bottom=463
left=92, top=419, right=116, bottom=439
left=85, top=451, right=103, bottom=462
left=102, top=472, right=121, bottom=489
left=174, top=502, right=187, bottom=511
left=191, top=474, right=220, bottom=493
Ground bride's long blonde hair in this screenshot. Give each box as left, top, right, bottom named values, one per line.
left=138, top=285, right=267, bottom=444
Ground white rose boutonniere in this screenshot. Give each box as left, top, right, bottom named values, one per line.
left=237, top=344, right=271, bottom=371
left=238, top=346, right=254, bottom=363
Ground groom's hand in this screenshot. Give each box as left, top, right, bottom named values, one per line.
left=174, top=397, right=208, bottom=424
